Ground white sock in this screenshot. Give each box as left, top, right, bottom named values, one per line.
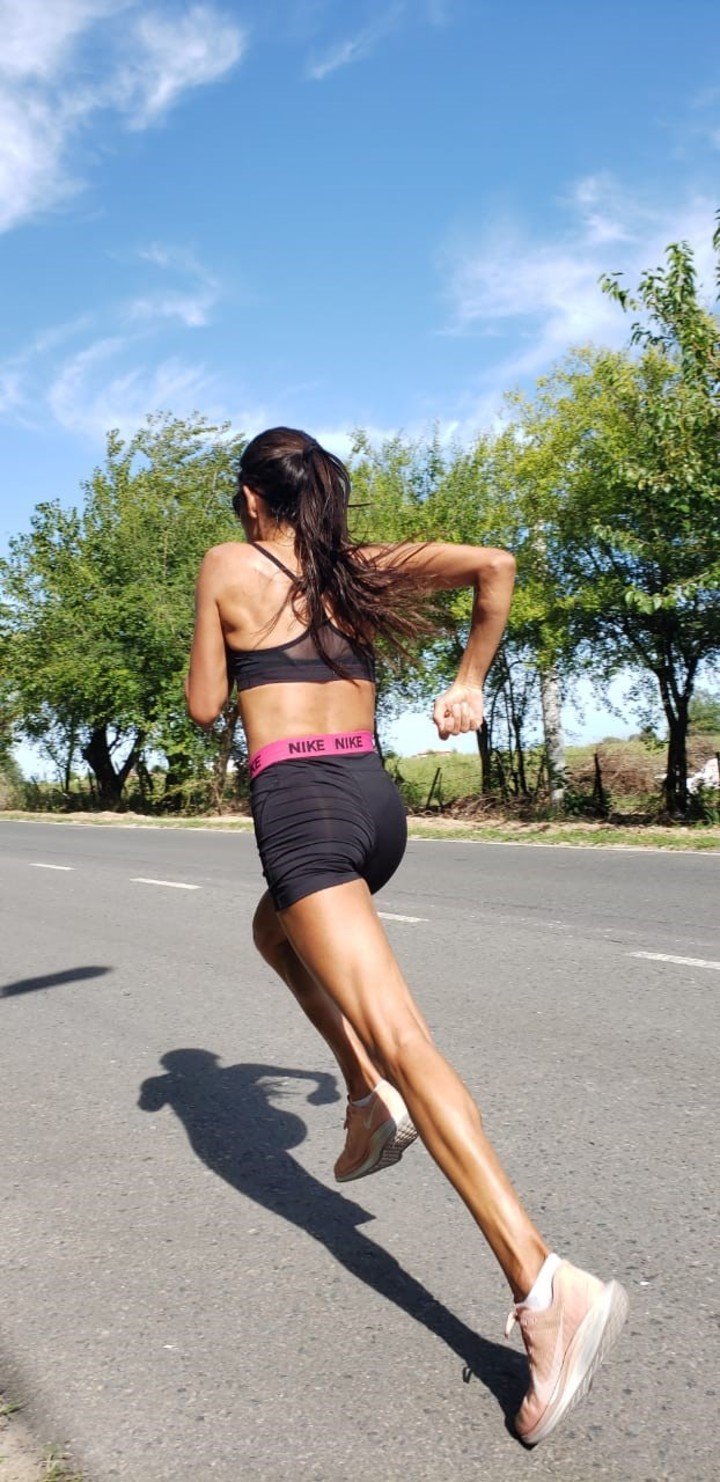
left=350, top=1086, right=379, bottom=1109
left=521, top=1253, right=563, bottom=1311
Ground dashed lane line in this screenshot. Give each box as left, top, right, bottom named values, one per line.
left=378, top=912, right=428, bottom=923
left=631, top=951, right=720, bottom=971
left=30, top=862, right=74, bottom=871
left=130, top=877, right=201, bottom=891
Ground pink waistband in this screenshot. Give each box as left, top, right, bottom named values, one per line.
left=249, top=729, right=376, bottom=780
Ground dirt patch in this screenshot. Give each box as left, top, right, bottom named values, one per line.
left=0, top=1405, right=48, bottom=1481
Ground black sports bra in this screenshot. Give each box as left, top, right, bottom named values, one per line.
left=227, top=544, right=376, bottom=693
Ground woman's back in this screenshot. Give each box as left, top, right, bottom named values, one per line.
left=211, top=539, right=378, bottom=756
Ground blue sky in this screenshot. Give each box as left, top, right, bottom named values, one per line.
left=1, top=0, right=719, bottom=766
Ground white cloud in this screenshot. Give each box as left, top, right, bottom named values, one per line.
left=423, top=0, right=453, bottom=24
left=302, top=0, right=454, bottom=77
left=0, top=89, right=81, bottom=233
left=307, top=2, right=403, bottom=80
left=0, top=0, right=121, bottom=80
left=127, top=242, right=220, bottom=326
left=442, top=178, right=718, bottom=384
left=47, top=337, right=218, bottom=437
left=115, top=5, right=247, bottom=129
left=127, top=292, right=216, bottom=328
left=0, top=241, right=224, bottom=434
left=0, top=1, right=246, bottom=234
left=0, top=365, right=24, bottom=417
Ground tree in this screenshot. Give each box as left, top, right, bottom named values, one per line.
left=689, top=687, right=720, bottom=734
left=506, top=225, right=720, bottom=816
left=594, top=225, right=720, bottom=811
left=0, top=416, right=241, bottom=806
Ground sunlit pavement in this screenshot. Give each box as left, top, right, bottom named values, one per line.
left=2, top=820, right=718, bottom=1481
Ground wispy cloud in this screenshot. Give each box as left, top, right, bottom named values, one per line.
left=307, top=3, right=403, bottom=80
left=423, top=0, right=454, bottom=25
left=127, top=243, right=220, bottom=327
left=114, top=5, right=246, bottom=129
left=441, top=176, right=718, bottom=385
left=0, top=244, right=224, bottom=432
left=686, top=83, right=720, bottom=153
left=300, top=0, right=454, bottom=79
left=0, top=0, right=123, bottom=79
left=46, top=337, right=217, bottom=437
left=0, top=1, right=247, bottom=234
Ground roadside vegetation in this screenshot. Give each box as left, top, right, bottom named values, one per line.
left=0, top=1393, right=85, bottom=1482
left=1, top=228, right=718, bottom=836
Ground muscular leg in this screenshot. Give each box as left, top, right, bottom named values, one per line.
left=279, top=878, right=548, bottom=1301
left=252, top=889, right=381, bottom=1101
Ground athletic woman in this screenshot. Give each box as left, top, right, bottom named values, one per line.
left=185, top=426, right=628, bottom=1446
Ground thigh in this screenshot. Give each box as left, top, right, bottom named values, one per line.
left=278, top=878, right=431, bottom=1056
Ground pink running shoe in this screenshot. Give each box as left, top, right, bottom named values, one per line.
left=334, top=1079, right=418, bottom=1182
left=505, top=1260, right=629, bottom=1445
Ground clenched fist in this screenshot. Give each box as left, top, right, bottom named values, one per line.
left=432, top=682, right=484, bottom=739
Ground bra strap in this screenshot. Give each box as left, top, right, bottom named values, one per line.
left=250, top=541, right=298, bottom=580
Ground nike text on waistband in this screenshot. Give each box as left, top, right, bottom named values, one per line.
left=249, top=730, right=376, bottom=778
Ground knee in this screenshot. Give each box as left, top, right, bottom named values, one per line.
left=252, top=892, right=285, bottom=963
left=372, top=1016, right=434, bottom=1085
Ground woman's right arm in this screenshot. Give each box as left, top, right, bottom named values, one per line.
left=360, top=542, right=517, bottom=739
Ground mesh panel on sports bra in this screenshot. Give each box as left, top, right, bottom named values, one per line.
left=228, top=622, right=376, bottom=692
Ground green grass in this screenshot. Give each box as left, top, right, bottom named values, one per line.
left=3, top=733, right=719, bottom=847
left=40, top=1447, right=85, bottom=1482
left=2, top=808, right=717, bottom=849
left=0, top=810, right=254, bottom=830
left=0, top=1393, right=85, bottom=1481
left=405, top=818, right=720, bottom=849
left=0, top=1396, right=25, bottom=1419
left=388, top=750, right=481, bottom=805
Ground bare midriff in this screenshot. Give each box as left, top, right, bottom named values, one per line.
left=238, top=679, right=376, bottom=758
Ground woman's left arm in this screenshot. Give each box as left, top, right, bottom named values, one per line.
left=185, top=550, right=230, bottom=728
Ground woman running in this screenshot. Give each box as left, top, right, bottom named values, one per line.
left=185, top=426, right=628, bottom=1446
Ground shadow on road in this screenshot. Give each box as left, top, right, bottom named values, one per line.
left=138, top=1049, right=526, bottom=1421
left=0, top=965, right=113, bottom=998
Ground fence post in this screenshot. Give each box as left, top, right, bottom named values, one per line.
left=425, top=765, right=442, bottom=810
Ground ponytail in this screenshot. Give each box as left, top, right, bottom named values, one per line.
left=235, top=427, right=437, bottom=677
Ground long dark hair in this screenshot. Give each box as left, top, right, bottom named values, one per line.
left=234, top=427, right=437, bottom=677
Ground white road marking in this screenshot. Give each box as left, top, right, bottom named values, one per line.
left=631, top=951, right=720, bottom=971
left=130, top=877, right=200, bottom=891
left=378, top=911, right=427, bottom=923
left=30, top=863, right=73, bottom=871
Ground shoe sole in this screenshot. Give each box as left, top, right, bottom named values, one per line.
left=335, top=1113, right=419, bottom=1182
left=520, top=1280, right=629, bottom=1446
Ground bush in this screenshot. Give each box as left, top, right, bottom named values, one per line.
left=387, top=765, right=426, bottom=811
left=0, top=763, right=24, bottom=809
left=688, top=783, right=720, bottom=826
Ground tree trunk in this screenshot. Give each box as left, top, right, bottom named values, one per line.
left=476, top=721, right=492, bottom=794
left=82, top=727, right=123, bottom=807
left=211, top=708, right=238, bottom=812
left=512, top=716, right=528, bottom=798
left=82, top=725, right=143, bottom=809
left=540, top=666, right=566, bottom=803
left=62, top=716, right=79, bottom=797
left=664, top=702, right=689, bottom=816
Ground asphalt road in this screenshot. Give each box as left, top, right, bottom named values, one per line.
left=1, top=819, right=718, bottom=1481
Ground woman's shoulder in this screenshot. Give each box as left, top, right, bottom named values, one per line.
left=201, top=540, right=252, bottom=565
left=197, top=541, right=258, bottom=583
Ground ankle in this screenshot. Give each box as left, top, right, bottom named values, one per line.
left=346, top=1075, right=378, bottom=1103
left=510, top=1241, right=551, bottom=1303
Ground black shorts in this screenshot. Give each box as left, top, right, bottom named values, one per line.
left=250, top=751, right=408, bottom=911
